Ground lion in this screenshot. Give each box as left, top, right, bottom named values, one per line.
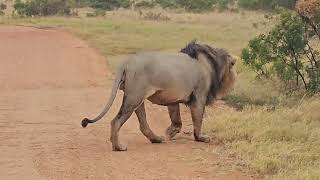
left=81, top=41, right=236, bottom=151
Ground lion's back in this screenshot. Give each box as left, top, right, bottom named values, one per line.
left=120, top=52, right=200, bottom=92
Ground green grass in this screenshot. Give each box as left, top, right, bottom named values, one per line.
left=1, top=9, right=319, bottom=179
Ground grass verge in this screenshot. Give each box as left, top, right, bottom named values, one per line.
left=205, top=97, right=320, bottom=180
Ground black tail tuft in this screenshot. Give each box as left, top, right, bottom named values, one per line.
left=81, top=118, right=90, bottom=128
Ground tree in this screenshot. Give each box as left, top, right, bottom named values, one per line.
left=241, top=10, right=320, bottom=93
left=296, top=0, right=320, bottom=39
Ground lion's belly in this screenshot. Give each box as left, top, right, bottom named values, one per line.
left=147, top=90, right=191, bottom=106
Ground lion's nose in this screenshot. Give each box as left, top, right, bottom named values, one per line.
left=231, top=60, right=235, bottom=66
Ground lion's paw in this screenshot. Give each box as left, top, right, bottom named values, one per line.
left=150, top=136, right=165, bottom=143
left=195, top=135, right=211, bottom=143
left=112, top=144, right=127, bottom=151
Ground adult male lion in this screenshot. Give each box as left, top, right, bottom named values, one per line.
left=81, top=41, right=236, bottom=151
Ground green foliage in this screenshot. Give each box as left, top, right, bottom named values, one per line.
left=242, top=11, right=320, bottom=93
left=154, top=0, right=178, bottom=9
left=81, top=0, right=297, bottom=12
left=153, top=0, right=297, bottom=11
left=135, top=0, right=156, bottom=8
left=175, top=0, right=216, bottom=12
left=277, top=0, right=297, bottom=9
left=135, top=0, right=231, bottom=11
left=13, top=0, right=72, bottom=16
left=238, top=0, right=259, bottom=10
left=238, top=0, right=274, bottom=10
left=88, top=0, right=131, bottom=10
left=238, top=0, right=297, bottom=10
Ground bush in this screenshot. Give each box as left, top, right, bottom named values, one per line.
left=86, top=9, right=106, bottom=17
left=154, top=0, right=178, bottom=9
left=135, top=0, right=156, bottom=8
left=14, top=0, right=71, bottom=16
left=238, top=0, right=297, bottom=10
left=175, top=0, right=216, bottom=12
left=241, top=11, right=320, bottom=93
left=238, top=0, right=274, bottom=10
left=81, top=0, right=298, bottom=12
left=88, top=0, right=131, bottom=10
left=137, top=0, right=220, bottom=11
left=278, top=0, right=297, bottom=9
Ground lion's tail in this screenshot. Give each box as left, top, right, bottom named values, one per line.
left=81, top=65, right=126, bottom=128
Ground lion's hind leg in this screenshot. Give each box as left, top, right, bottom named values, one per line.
left=165, top=104, right=182, bottom=140
left=135, top=102, right=164, bottom=143
left=110, top=95, right=143, bottom=151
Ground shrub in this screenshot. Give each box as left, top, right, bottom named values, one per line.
left=278, top=0, right=297, bottom=9
left=79, top=0, right=299, bottom=12
left=241, top=11, right=320, bottom=93
left=238, top=0, right=275, bottom=10
left=134, top=0, right=156, bottom=8
left=175, top=0, right=216, bottom=12
left=154, top=0, right=178, bottom=9
left=86, top=9, right=106, bottom=17
left=88, top=0, right=131, bottom=10
left=13, top=0, right=71, bottom=16
left=238, top=0, right=298, bottom=10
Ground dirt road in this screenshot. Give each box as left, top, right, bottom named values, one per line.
left=0, top=25, right=256, bottom=180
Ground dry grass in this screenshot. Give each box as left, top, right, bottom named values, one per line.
left=204, top=98, right=320, bottom=180
left=0, top=9, right=271, bottom=54
left=1, top=8, right=319, bottom=179
left=0, top=9, right=272, bottom=71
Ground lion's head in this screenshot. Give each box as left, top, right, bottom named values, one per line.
left=180, top=41, right=237, bottom=103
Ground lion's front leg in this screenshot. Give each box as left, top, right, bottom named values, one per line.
left=189, top=100, right=211, bottom=143
left=166, top=104, right=182, bottom=140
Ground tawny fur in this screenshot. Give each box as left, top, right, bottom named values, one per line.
left=81, top=41, right=236, bottom=151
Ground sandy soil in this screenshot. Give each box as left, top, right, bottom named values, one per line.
left=0, top=25, right=258, bottom=180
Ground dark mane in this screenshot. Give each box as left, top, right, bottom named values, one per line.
left=180, top=41, right=222, bottom=104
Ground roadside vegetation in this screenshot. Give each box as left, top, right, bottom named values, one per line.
left=0, top=0, right=319, bottom=179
